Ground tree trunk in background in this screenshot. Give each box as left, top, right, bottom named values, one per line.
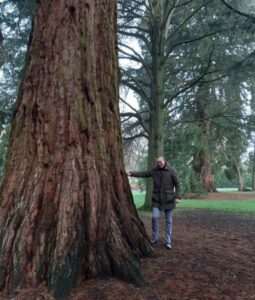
left=192, top=84, right=216, bottom=193
left=224, top=76, right=245, bottom=192
left=0, top=1, right=152, bottom=298
left=0, top=28, right=4, bottom=68
left=192, top=148, right=216, bottom=193
left=200, top=119, right=217, bottom=192
left=235, top=164, right=244, bottom=191
left=143, top=0, right=165, bottom=210
left=144, top=106, right=164, bottom=210
left=252, top=145, right=255, bottom=190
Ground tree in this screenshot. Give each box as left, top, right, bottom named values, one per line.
left=249, top=82, right=255, bottom=190
left=119, top=0, right=255, bottom=199
left=0, top=0, right=35, bottom=174
left=0, top=1, right=152, bottom=298
left=0, top=28, right=4, bottom=68
left=220, top=0, right=255, bottom=19
left=119, top=0, right=220, bottom=208
left=251, top=153, right=255, bottom=190
left=190, top=83, right=217, bottom=192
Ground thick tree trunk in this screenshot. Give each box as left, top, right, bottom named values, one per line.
left=143, top=142, right=153, bottom=211
left=252, top=145, right=255, bottom=190
left=143, top=8, right=165, bottom=210
left=191, top=84, right=216, bottom=193
left=200, top=119, right=217, bottom=193
left=200, top=150, right=217, bottom=193
left=0, top=1, right=152, bottom=298
left=192, top=148, right=216, bottom=193
left=143, top=115, right=164, bottom=210
left=235, top=165, right=244, bottom=191
left=144, top=107, right=164, bottom=210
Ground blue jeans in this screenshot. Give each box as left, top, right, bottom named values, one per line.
left=152, top=207, right=173, bottom=245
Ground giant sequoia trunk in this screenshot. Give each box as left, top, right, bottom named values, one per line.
left=0, top=1, right=152, bottom=298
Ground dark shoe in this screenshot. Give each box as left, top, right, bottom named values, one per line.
left=149, top=239, right=158, bottom=245
left=165, top=243, right=172, bottom=250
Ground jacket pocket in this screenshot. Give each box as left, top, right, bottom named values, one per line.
left=152, top=192, right=160, bottom=202
left=165, top=191, right=175, bottom=203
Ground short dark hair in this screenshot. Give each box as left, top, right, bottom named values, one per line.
left=156, top=155, right=164, bottom=160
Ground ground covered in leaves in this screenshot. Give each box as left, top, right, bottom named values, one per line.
left=5, top=193, right=255, bottom=299
left=70, top=208, right=255, bottom=300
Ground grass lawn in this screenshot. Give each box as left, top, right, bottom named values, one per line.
left=132, top=190, right=255, bottom=213
left=132, top=191, right=146, bottom=209
left=217, top=187, right=238, bottom=192
left=178, top=199, right=255, bottom=213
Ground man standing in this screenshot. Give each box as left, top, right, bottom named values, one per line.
left=127, top=156, right=181, bottom=250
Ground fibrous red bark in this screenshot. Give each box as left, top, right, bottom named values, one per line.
left=192, top=89, right=217, bottom=193
left=0, top=1, right=152, bottom=298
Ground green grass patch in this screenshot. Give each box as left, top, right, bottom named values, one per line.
left=132, top=190, right=255, bottom=213
left=132, top=190, right=145, bottom=208
left=178, top=199, right=255, bottom=213
left=216, top=187, right=238, bottom=192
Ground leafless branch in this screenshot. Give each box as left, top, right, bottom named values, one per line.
left=121, top=69, right=153, bottom=108
left=220, top=0, right=255, bottom=20
left=120, top=97, right=149, bottom=134
left=164, top=46, right=215, bottom=107
left=165, top=0, right=214, bottom=56
left=122, top=132, right=149, bottom=140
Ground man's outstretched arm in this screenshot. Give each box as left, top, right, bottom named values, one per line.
left=127, top=170, right=152, bottom=178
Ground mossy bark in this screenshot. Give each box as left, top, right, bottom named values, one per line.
left=0, top=1, right=152, bottom=298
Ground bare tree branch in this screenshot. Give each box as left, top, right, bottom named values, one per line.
left=118, top=30, right=151, bottom=52
left=122, top=132, right=149, bottom=140
left=163, top=0, right=180, bottom=39
left=164, top=30, right=221, bottom=64
left=164, top=46, right=215, bottom=107
left=220, top=0, right=255, bottom=20
left=164, top=0, right=215, bottom=59
left=118, top=25, right=149, bottom=34
left=118, top=42, right=152, bottom=77
left=121, top=68, right=153, bottom=108
left=120, top=97, right=149, bottom=134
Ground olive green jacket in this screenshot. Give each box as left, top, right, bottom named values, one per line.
left=130, top=162, right=181, bottom=210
